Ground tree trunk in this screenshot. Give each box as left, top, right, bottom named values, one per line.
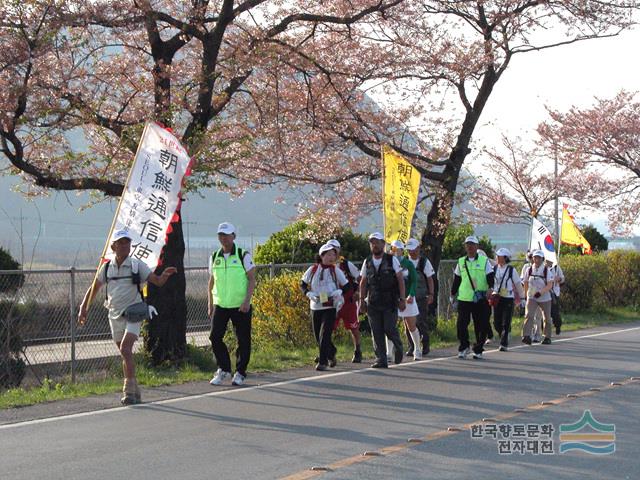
left=144, top=210, right=187, bottom=365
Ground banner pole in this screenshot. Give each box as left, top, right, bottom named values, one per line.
left=84, top=121, right=151, bottom=313
left=381, top=144, right=386, bottom=241
left=557, top=202, right=565, bottom=265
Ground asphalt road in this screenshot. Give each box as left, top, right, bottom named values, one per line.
left=2, top=323, right=639, bottom=480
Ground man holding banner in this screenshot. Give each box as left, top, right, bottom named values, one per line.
left=78, top=122, right=191, bottom=405
left=78, top=231, right=177, bottom=405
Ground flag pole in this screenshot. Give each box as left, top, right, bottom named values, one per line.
left=557, top=201, right=565, bottom=265
left=85, top=121, right=151, bottom=314
left=381, top=144, right=386, bottom=241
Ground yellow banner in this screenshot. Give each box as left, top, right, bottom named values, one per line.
left=382, top=145, right=421, bottom=243
left=560, top=205, right=592, bottom=254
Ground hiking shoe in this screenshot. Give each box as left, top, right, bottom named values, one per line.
left=532, top=335, right=542, bottom=343
left=370, top=361, right=388, bottom=368
left=541, top=337, right=552, bottom=345
left=329, top=355, right=337, bottom=368
left=521, top=336, right=532, bottom=345
left=499, top=345, right=508, bottom=352
left=405, top=348, right=414, bottom=357
left=120, top=393, right=137, bottom=406
left=484, top=338, right=492, bottom=345
left=458, top=348, right=470, bottom=359
left=210, top=368, right=231, bottom=386
left=394, top=348, right=403, bottom=365
left=232, top=372, right=246, bottom=386
left=352, top=350, right=362, bottom=363
left=472, top=352, right=483, bottom=360
left=315, top=363, right=328, bottom=371
left=413, top=349, right=423, bottom=361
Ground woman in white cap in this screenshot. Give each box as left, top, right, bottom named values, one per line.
left=522, top=250, right=555, bottom=345
left=301, top=244, right=349, bottom=371
left=491, top=248, right=524, bottom=351
left=389, top=240, right=421, bottom=360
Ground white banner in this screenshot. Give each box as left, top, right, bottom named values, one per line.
left=530, top=217, right=558, bottom=265
left=109, top=122, right=191, bottom=268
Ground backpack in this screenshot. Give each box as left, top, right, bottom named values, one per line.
left=310, top=263, right=338, bottom=286
left=338, top=257, right=357, bottom=285
left=103, top=258, right=144, bottom=302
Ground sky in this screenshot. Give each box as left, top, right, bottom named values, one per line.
left=1, top=23, right=639, bottom=266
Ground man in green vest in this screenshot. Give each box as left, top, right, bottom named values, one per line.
left=208, top=222, right=256, bottom=386
left=450, top=235, right=495, bottom=359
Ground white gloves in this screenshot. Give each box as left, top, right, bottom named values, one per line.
left=148, top=305, right=158, bottom=319
left=306, top=291, right=320, bottom=302
left=330, top=289, right=343, bottom=298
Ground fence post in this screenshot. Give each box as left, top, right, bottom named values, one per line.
left=69, top=267, right=77, bottom=383
left=269, top=262, right=275, bottom=279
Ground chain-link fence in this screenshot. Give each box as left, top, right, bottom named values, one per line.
left=1, top=259, right=517, bottom=388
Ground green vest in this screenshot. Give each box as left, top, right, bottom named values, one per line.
left=211, top=245, right=248, bottom=308
left=457, top=255, right=489, bottom=302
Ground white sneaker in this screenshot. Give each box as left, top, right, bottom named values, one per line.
left=231, top=372, right=246, bottom=386
left=458, top=348, right=470, bottom=359
left=210, top=368, right=231, bottom=385
left=473, top=352, right=483, bottom=360
left=413, top=349, right=423, bottom=360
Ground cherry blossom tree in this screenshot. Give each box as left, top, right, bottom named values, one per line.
left=0, top=0, right=403, bottom=363
left=538, top=90, right=640, bottom=235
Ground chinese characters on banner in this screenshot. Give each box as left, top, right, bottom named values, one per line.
left=382, top=145, right=422, bottom=243
left=109, top=122, right=191, bottom=268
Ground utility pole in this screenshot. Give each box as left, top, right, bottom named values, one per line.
left=554, top=151, right=560, bottom=248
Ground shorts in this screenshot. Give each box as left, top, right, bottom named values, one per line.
left=398, top=297, right=420, bottom=318
left=334, top=300, right=359, bottom=331
left=109, top=314, right=142, bottom=343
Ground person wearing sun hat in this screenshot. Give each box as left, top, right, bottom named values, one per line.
left=301, top=243, right=349, bottom=371
left=359, top=232, right=406, bottom=368
left=521, top=249, right=555, bottom=345
left=78, top=229, right=177, bottom=405
left=491, top=248, right=524, bottom=351
left=405, top=237, right=436, bottom=355
left=450, top=235, right=495, bottom=360
left=208, top=222, right=257, bottom=387
left=326, top=239, right=363, bottom=363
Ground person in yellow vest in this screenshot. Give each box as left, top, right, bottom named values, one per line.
left=208, top=222, right=256, bottom=386
left=450, top=235, right=495, bottom=359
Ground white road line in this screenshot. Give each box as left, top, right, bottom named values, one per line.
left=2, top=325, right=639, bottom=431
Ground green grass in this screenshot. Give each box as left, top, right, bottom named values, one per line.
left=1, top=307, right=638, bottom=410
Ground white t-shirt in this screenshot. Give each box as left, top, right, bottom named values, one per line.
left=408, top=256, right=435, bottom=278
left=98, top=257, right=152, bottom=320
left=360, top=255, right=402, bottom=278
left=208, top=248, right=255, bottom=275
left=339, top=260, right=361, bottom=282
left=524, top=263, right=555, bottom=302
left=493, top=264, right=524, bottom=299
left=302, top=264, right=348, bottom=310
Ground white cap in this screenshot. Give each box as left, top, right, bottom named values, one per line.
left=464, top=235, right=479, bottom=244
left=327, top=239, right=341, bottom=249
left=477, top=249, right=487, bottom=257
left=405, top=238, right=420, bottom=250
left=368, top=232, right=385, bottom=241
left=496, top=248, right=511, bottom=258
left=217, top=222, right=235, bottom=235
left=532, top=249, right=545, bottom=258
left=391, top=240, right=404, bottom=250
left=319, top=243, right=336, bottom=255
left=112, top=229, right=131, bottom=242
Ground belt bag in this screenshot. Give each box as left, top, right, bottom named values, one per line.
left=124, top=301, right=149, bottom=323
left=472, top=290, right=486, bottom=304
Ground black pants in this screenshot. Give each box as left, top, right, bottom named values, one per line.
left=312, top=309, right=337, bottom=365
left=210, top=306, right=252, bottom=376
left=457, top=300, right=490, bottom=354
left=368, top=306, right=402, bottom=365
left=493, top=298, right=514, bottom=347
left=551, top=293, right=562, bottom=329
